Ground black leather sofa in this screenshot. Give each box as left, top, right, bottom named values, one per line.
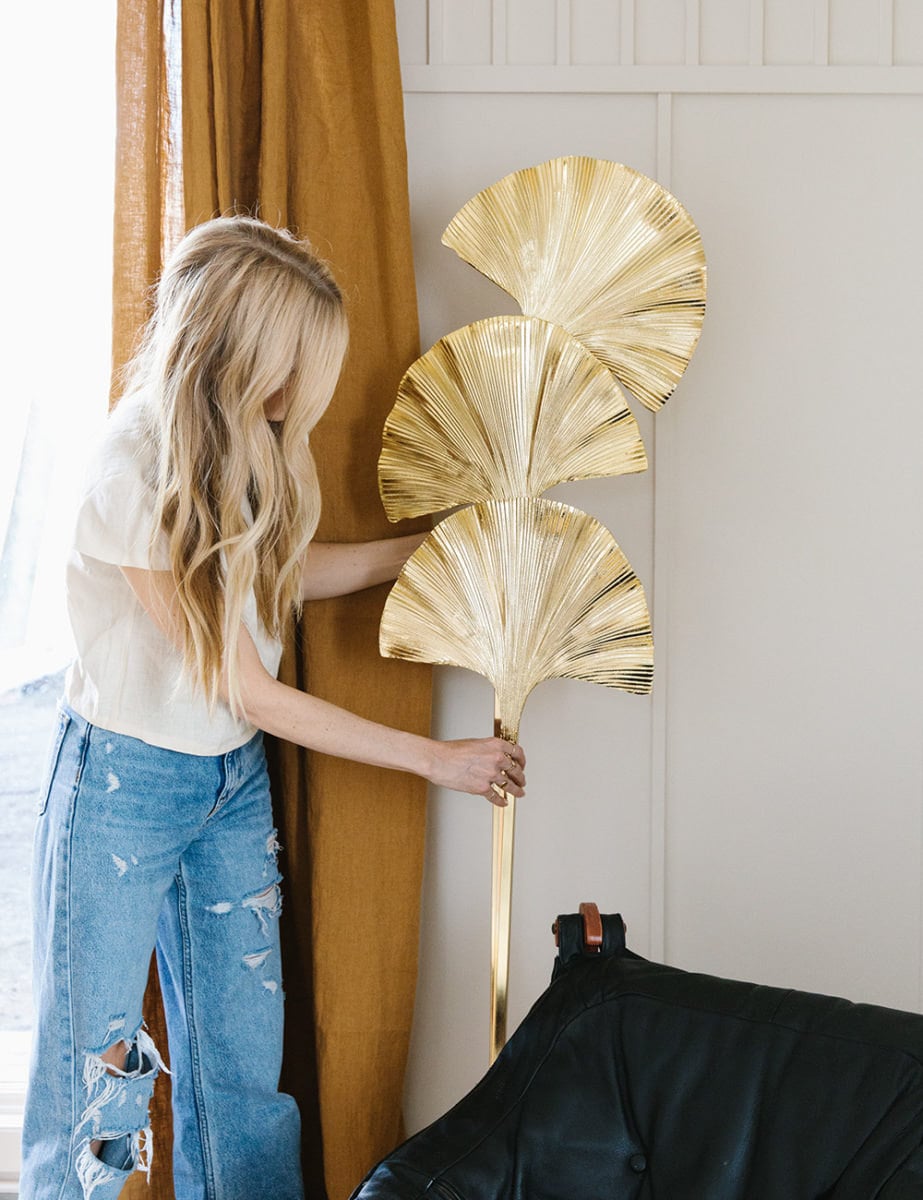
left=351, top=909, right=923, bottom=1199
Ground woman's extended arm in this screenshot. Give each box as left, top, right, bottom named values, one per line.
left=121, top=566, right=525, bottom=804
left=301, top=532, right=428, bottom=600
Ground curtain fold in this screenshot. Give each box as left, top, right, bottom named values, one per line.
left=113, top=3, right=431, bottom=1197
left=112, top=0, right=182, bottom=404
left=113, top=7, right=180, bottom=1195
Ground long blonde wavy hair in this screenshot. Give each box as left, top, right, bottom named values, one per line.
left=121, top=216, right=348, bottom=713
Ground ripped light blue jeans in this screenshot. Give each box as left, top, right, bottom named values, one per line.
left=21, top=705, right=304, bottom=1200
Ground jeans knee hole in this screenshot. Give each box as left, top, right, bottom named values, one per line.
left=95, top=1133, right=133, bottom=1170
left=242, top=880, right=283, bottom=933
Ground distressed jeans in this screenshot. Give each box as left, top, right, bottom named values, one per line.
left=21, top=705, right=304, bottom=1200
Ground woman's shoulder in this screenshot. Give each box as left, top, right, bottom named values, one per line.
left=73, top=392, right=167, bottom=570
left=83, top=392, right=158, bottom=495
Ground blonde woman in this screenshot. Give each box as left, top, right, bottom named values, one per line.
left=21, top=216, right=526, bottom=1200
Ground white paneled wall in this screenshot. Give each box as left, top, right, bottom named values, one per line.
left=699, top=0, right=752, bottom=64
left=396, top=0, right=923, bottom=66
left=635, top=0, right=687, bottom=64
left=571, top=0, right=623, bottom=64
left=393, top=0, right=923, bottom=1131
left=895, top=0, right=923, bottom=64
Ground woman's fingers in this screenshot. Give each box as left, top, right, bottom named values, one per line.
left=493, top=771, right=524, bottom=798
left=499, top=739, right=526, bottom=769
left=501, top=761, right=525, bottom=788
left=486, top=739, right=526, bottom=803
left=431, top=736, right=527, bottom=803
left=487, top=782, right=509, bottom=807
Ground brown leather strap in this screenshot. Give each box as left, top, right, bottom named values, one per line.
left=580, top=902, right=603, bottom=951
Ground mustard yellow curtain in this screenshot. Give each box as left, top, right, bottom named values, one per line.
left=113, top=3, right=431, bottom=1197
left=112, top=0, right=182, bottom=402
left=113, top=7, right=180, bottom=1194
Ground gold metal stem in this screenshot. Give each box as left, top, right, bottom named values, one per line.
left=489, top=708, right=518, bottom=1063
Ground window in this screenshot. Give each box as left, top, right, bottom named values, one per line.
left=0, top=3, right=117, bottom=1188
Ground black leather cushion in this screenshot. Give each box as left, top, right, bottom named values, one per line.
left=352, top=949, right=923, bottom=1199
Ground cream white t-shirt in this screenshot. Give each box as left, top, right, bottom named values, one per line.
left=64, top=392, right=284, bottom=756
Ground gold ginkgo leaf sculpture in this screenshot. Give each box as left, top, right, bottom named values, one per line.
left=379, top=315, right=648, bottom=522
left=380, top=497, right=653, bottom=742
left=442, top=156, right=706, bottom=413
left=380, top=156, right=704, bottom=1060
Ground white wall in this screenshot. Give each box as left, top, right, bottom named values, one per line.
left=394, top=0, right=923, bottom=1131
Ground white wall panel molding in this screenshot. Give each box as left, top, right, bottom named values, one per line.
left=571, top=1, right=622, bottom=65
left=879, top=0, right=894, bottom=65
left=508, top=0, right=556, bottom=63
left=894, top=0, right=923, bottom=65
left=649, top=409, right=671, bottom=964
left=406, top=0, right=921, bottom=70
left=443, top=0, right=492, bottom=66
left=829, top=0, right=885, bottom=64
left=492, top=0, right=508, bottom=64
left=765, top=0, right=815, bottom=62
left=686, top=0, right=701, bottom=65
left=750, top=0, right=766, bottom=63
left=700, top=1, right=749, bottom=65
left=427, top=0, right=444, bottom=65
left=395, top=0, right=428, bottom=66
left=655, top=92, right=673, bottom=188
left=814, top=0, right=830, bottom=65
left=401, top=63, right=923, bottom=92
left=635, top=1, right=686, bottom=64
left=649, top=91, right=673, bottom=962
left=555, top=0, right=571, bottom=65
left=620, top=0, right=635, bottom=65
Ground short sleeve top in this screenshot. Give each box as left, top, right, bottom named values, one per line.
left=64, top=392, right=284, bottom=755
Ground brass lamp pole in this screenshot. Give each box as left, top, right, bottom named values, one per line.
left=490, top=712, right=517, bottom=1061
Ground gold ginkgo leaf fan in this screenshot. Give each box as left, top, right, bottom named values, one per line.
left=381, top=498, right=653, bottom=1056
left=442, top=157, right=706, bottom=412
left=381, top=498, right=653, bottom=739
left=379, top=315, right=648, bottom=523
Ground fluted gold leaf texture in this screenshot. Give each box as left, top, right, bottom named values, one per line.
left=380, top=498, right=653, bottom=737
left=442, top=157, right=706, bottom=413
left=379, top=315, right=648, bottom=522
